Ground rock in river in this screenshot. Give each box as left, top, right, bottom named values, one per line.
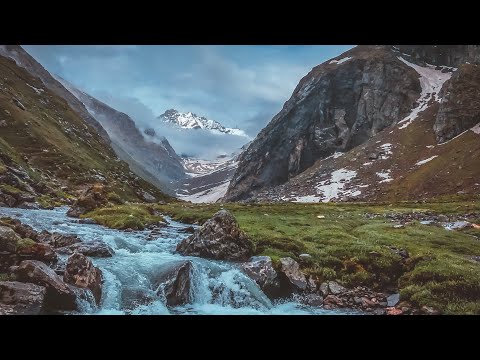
left=16, top=260, right=77, bottom=311
left=176, top=210, right=254, bottom=261
left=67, top=184, right=107, bottom=218
left=277, top=257, right=308, bottom=294
left=64, top=253, right=103, bottom=305
left=241, top=256, right=281, bottom=298
left=56, top=240, right=114, bottom=257
left=155, top=261, right=193, bottom=306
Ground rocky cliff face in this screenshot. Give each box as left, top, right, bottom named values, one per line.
left=434, top=63, right=480, bottom=143
left=224, top=46, right=423, bottom=201
left=394, top=45, right=480, bottom=68
left=55, top=78, right=186, bottom=193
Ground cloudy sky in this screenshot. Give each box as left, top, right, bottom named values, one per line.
left=24, top=45, right=353, bottom=157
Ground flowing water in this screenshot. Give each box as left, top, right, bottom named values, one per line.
left=0, top=206, right=354, bottom=315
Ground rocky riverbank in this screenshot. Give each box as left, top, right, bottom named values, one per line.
left=0, top=216, right=110, bottom=314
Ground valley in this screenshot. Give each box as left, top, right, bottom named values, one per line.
left=1, top=44, right=479, bottom=315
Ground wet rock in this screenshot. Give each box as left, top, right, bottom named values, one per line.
left=241, top=256, right=281, bottom=298
left=0, top=225, right=20, bottom=253
left=64, top=253, right=103, bottom=305
left=328, top=281, right=347, bottom=295
left=0, top=281, right=46, bottom=315
left=301, top=293, right=324, bottom=307
left=323, top=294, right=344, bottom=307
left=156, top=261, right=193, bottom=306
left=387, top=293, right=400, bottom=307
left=176, top=210, right=254, bottom=261
left=78, top=218, right=97, bottom=225
left=37, top=232, right=82, bottom=248
left=373, top=308, right=386, bottom=315
left=319, top=282, right=330, bottom=297
left=16, top=260, right=77, bottom=310
left=179, top=226, right=195, bottom=234
left=277, top=257, right=308, bottom=294
left=121, top=287, right=155, bottom=311
left=17, top=241, right=57, bottom=264
left=443, top=221, right=473, bottom=231
left=56, top=241, right=114, bottom=257
left=67, top=184, right=107, bottom=218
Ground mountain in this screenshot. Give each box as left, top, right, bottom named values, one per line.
left=0, top=51, right=170, bottom=208
left=0, top=45, right=110, bottom=142
left=54, top=78, right=186, bottom=194
left=157, top=109, right=249, bottom=138
left=224, top=45, right=480, bottom=202
left=174, top=155, right=239, bottom=203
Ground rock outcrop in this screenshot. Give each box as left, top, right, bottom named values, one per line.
left=434, top=64, right=480, bottom=143
left=155, top=261, right=193, bottom=306
left=0, top=281, right=46, bottom=315
left=224, top=46, right=422, bottom=201
left=16, top=260, right=77, bottom=310
left=67, top=184, right=108, bottom=217
left=64, top=253, right=103, bottom=305
left=176, top=210, right=254, bottom=261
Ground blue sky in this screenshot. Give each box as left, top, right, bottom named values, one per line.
left=24, top=45, right=353, bottom=138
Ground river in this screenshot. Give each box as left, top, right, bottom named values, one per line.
left=0, top=206, right=353, bottom=315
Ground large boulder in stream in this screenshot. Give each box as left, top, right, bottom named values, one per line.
left=155, top=261, right=193, bottom=306
left=16, top=260, right=77, bottom=310
left=241, top=256, right=281, bottom=298
left=64, top=253, right=103, bottom=305
left=176, top=210, right=254, bottom=261
left=56, top=240, right=114, bottom=257
left=0, top=281, right=46, bottom=315
left=67, top=184, right=107, bottom=218
left=277, top=257, right=308, bottom=294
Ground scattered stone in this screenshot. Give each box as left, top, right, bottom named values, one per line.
left=0, top=281, right=46, bottom=315
left=299, top=253, right=312, bottom=259
left=17, top=241, right=57, bottom=264
left=67, top=184, right=107, bottom=217
left=328, top=281, right=347, bottom=295
left=176, top=210, right=254, bottom=261
left=421, top=306, right=439, bottom=315
left=386, top=307, right=403, bottom=315
left=0, top=120, right=7, bottom=127
left=319, top=282, right=329, bottom=297
left=12, top=98, right=26, bottom=111
left=387, top=293, right=400, bottom=307
left=156, top=261, right=193, bottom=306
left=393, top=224, right=404, bottom=229
left=301, top=293, right=324, bottom=307
left=443, top=221, right=473, bottom=231
left=16, top=260, right=77, bottom=310
left=56, top=241, right=114, bottom=257
left=37, top=232, right=82, bottom=248
left=316, top=215, right=325, bottom=219
left=277, top=257, right=307, bottom=294
left=0, top=226, right=21, bottom=253
left=373, top=308, right=386, bottom=315
left=64, top=253, right=103, bottom=305
left=241, top=256, right=280, bottom=298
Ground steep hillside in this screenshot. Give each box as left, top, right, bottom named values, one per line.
left=0, top=45, right=110, bottom=142
left=55, top=78, right=186, bottom=193
left=0, top=54, right=170, bottom=208
left=224, top=45, right=480, bottom=202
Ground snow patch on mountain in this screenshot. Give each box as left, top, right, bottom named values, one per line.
left=397, top=57, right=454, bottom=129
left=415, top=155, right=438, bottom=166
left=376, top=170, right=393, bottom=183
left=158, top=109, right=250, bottom=138
left=176, top=180, right=230, bottom=203
left=329, top=57, right=352, bottom=65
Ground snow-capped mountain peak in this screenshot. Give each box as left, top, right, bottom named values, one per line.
left=158, top=109, right=249, bottom=138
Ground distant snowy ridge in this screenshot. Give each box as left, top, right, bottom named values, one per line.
left=158, top=109, right=250, bottom=138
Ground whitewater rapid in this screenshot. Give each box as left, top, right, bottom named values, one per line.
left=0, top=206, right=353, bottom=315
